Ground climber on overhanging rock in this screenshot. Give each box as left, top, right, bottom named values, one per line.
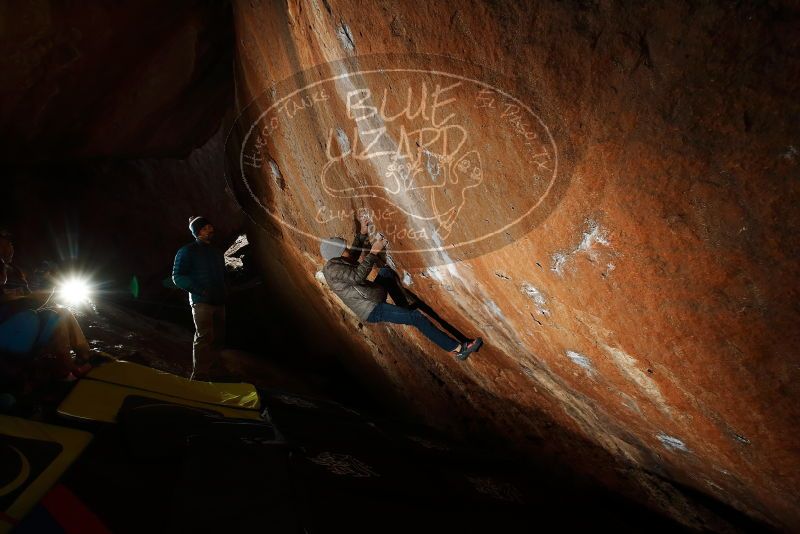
left=172, top=216, right=227, bottom=380
left=321, top=216, right=483, bottom=361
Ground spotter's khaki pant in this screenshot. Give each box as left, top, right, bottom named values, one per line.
left=190, top=303, right=225, bottom=380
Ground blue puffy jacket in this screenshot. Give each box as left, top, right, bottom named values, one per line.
left=172, top=240, right=226, bottom=305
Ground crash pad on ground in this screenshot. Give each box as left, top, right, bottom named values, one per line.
left=57, top=379, right=264, bottom=424
left=0, top=416, right=92, bottom=533
left=86, top=360, right=260, bottom=410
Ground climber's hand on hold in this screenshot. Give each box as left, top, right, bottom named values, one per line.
left=370, top=234, right=388, bottom=255
left=358, top=212, right=372, bottom=235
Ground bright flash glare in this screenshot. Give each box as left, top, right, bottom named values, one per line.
left=58, top=277, right=92, bottom=306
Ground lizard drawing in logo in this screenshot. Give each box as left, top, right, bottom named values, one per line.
left=320, top=106, right=484, bottom=241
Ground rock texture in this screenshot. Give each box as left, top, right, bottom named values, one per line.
left=230, top=0, right=800, bottom=529
left=0, top=0, right=233, bottom=161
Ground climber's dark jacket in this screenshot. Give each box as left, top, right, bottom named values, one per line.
left=172, top=239, right=226, bottom=305
left=323, top=233, right=386, bottom=321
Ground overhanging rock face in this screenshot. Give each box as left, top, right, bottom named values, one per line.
left=0, top=0, right=232, bottom=161
left=229, top=1, right=799, bottom=528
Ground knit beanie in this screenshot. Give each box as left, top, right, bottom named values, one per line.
left=189, top=216, right=210, bottom=237
left=320, top=237, right=347, bottom=261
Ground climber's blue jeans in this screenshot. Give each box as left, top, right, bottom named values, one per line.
left=366, top=302, right=459, bottom=352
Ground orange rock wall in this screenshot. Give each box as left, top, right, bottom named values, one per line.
left=231, top=0, right=799, bottom=528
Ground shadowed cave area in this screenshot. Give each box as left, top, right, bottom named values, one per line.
left=1, top=1, right=798, bottom=532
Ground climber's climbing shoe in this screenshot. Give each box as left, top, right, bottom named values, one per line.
left=456, top=337, right=483, bottom=361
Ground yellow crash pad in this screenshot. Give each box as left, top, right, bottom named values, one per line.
left=0, top=416, right=92, bottom=533
left=57, top=379, right=264, bottom=424
left=86, top=361, right=260, bottom=410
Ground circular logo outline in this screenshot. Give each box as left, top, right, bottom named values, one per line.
left=226, top=55, right=568, bottom=262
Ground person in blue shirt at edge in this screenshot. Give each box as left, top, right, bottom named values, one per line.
left=321, top=216, right=483, bottom=361
left=172, top=216, right=227, bottom=381
left=0, top=229, right=93, bottom=391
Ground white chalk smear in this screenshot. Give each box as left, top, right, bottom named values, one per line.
left=425, top=266, right=446, bottom=282
left=423, top=148, right=441, bottom=181
left=431, top=230, right=461, bottom=280
left=521, top=282, right=550, bottom=316
left=268, top=160, right=283, bottom=184
left=337, top=23, right=355, bottom=52
left=486, top=300, right=505, bottom=320
left=335, top=127, right=351, bottom=155
left=551, top=252, right=568, bottom=276
left=551, top=219, right=611, bottom=277
left=578, top=219, right=609, bottom=252
left=601, top=344, right=669, bottom=414
left=566, top=350, right=594, bottom=374
left=657, top=433, right=690, bottom=453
